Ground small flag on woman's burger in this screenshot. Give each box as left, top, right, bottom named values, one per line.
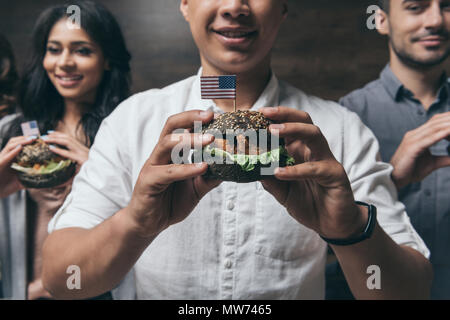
left=21, top=120, right=40, bottom=137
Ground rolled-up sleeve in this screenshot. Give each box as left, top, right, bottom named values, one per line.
left=48, top=115, right=133, bottom=233
left=342, top=110, right=430, bottom=259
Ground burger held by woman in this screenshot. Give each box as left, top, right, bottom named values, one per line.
left=0, top=0, right=132, bottom=299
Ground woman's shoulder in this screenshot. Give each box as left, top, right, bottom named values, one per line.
left=0, top=113, right=20, bottom=129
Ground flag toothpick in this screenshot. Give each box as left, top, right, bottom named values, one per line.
left=201, top=75, right=237, bottom=111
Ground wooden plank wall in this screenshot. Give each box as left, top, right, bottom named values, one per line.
left=1, top=0, right=442, bottom=102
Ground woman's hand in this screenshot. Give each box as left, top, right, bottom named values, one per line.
left=0, top=136, right=36, bottom=198
left=42, top=131, right=90, bottom=166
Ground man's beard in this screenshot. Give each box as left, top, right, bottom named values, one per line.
left=390, top=32, right=450, bottom=69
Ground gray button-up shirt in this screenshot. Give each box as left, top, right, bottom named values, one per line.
left=340, top=65, right=450, bottom=299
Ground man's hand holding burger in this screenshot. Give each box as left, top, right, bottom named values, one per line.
left=259, top=106, right=432, bottom=299
left=43, top=110, right=223, bottom=299
left=125, top=110, right=222, bottom=239
left=259, top=106, right=367, bottom=240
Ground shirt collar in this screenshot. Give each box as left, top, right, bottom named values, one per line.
left=437, top=73, right=449, bottom=101
left=186, top=67, right=280, bottom=114
left=380, top=64, right=404, bottom=101
left=381, top=64, right=449, bottom=103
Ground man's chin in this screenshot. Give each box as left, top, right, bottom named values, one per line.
left=398, top=50, right=450, bottom=68
left=415, top=55, right=448, bottom=67
left=203, top=49, right=270, bottom=74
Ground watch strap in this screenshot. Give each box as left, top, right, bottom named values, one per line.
left=320, top=201, right=377, bottom=246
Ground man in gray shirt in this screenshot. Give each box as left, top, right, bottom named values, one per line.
left=329, top=0, right=450, bottom=299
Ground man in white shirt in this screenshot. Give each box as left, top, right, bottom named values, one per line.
left=42, top=0, right=432, bottom=299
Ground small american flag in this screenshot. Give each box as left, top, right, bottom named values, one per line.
left=21, top=120, right=40, bottom=137
left=201, top=75, right=236, bottom=100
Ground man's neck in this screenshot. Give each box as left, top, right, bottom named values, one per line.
left=201, top=59, right=272, bottom=113
left=390, top=51, right=445, bottom=110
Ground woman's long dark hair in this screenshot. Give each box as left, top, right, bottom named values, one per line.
left=0, top=33, right=19, bottom=117
left=2, top=0, right=131, bottom=147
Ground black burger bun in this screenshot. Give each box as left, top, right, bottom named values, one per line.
left=13, top=139, right=76, bottom=189
left=16, top=161, right=76, bottom=189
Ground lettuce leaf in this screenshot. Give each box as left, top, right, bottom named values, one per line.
left=203, top=145, right=295, bottom=172
left=11, top=159, right=72, bottom=175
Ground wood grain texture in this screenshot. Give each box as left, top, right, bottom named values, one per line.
left=1, top=0, right=448, bottom=101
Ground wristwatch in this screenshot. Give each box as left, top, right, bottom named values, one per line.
left=320, top=201, right=377, bottom=246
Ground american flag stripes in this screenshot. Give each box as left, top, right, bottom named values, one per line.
left=201, top=75, right=236, bottom=100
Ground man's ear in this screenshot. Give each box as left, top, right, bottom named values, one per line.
left=376, top=8, right=389, bottom=36
left=180, top=0, right=189, bottom=22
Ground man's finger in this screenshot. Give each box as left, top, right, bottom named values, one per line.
left=193, top=175, right=222, bottom=200
left=259, top=106, right=314, bottom=124
left=146, top=163, right=208, bottom=190
left=159, top=110, right=214, bottom=140
left=149, top=133, right=214, bottom=166
left=414, top=126, right=450, bottom=151
left=269, top=122, right=332, bottom=160
left=260, top=176, right=290, bottom=206
left=274, top=160, right=347, bottom=186
left=411, top=120, right=450, bottom=140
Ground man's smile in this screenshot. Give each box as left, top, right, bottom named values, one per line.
left=212, top=27, right=258, bottom=45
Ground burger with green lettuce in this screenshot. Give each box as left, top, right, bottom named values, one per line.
left=195, top=110, right=295, bottom=183
left=11, top=138, right=76, bottom=189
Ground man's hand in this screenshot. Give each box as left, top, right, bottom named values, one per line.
left=390, top=112, right=450, bottom=189
left=126, top=110, right=222, bottom=239
left=0, top=135, right=36, bottom=198
left=259, top=106, right=366, bottom=239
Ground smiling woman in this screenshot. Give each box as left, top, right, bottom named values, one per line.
left=43, top=20, right=108, bottom=107
left=0, top=0, right=132, bottom=300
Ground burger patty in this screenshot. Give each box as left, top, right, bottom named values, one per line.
left=212, top=134, right=275, bottom=155
left=16, top=139, right=63, bottom=167
left=204, top=110, right=282, bottom=155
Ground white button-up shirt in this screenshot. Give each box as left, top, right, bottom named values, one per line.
left=48, top=70, right=429, bottom=299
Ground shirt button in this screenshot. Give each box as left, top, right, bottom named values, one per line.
left=424, top=189, right=432, bottom=197
left=227, top=201, right=235, bottom=210
left=417, top=110, right=424, bottom=116
left=224, top=260, right=232, bottom=269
